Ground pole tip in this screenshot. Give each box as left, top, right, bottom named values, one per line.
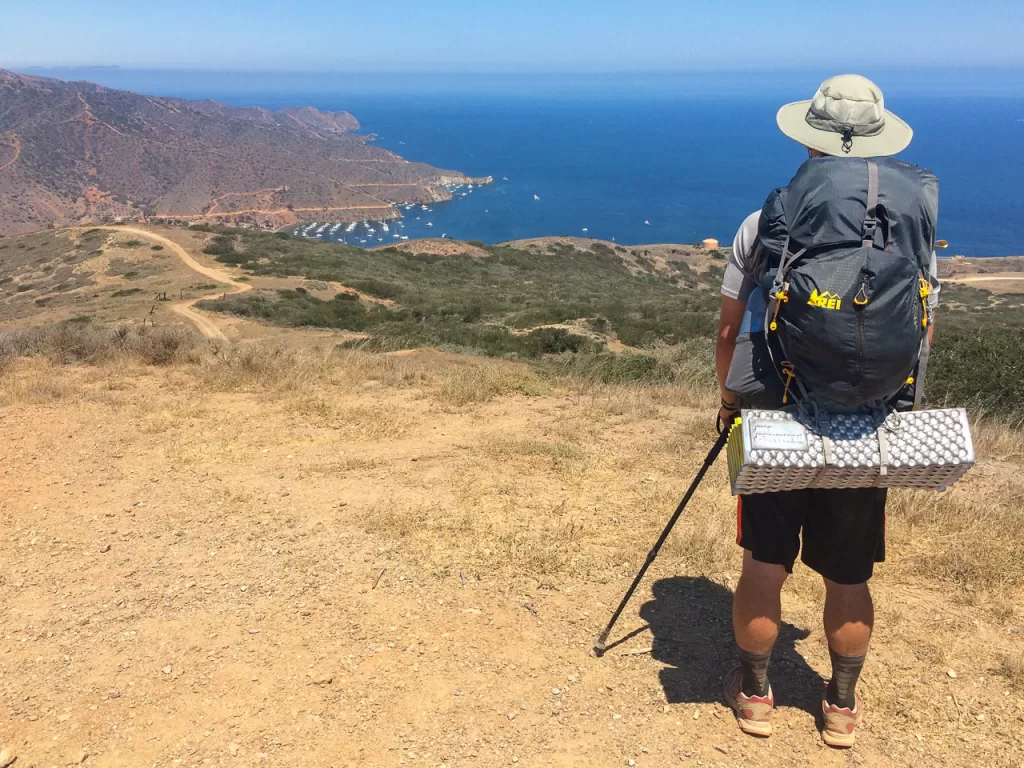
left=592, top=640, right=607, bottom=658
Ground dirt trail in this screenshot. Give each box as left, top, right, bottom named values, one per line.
left=93, top=226, right=252, bottom=341
left=949, top=275, right=1024, bottom=283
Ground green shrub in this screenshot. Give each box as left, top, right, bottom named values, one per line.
left=203, top=234, right=237, bottom=257
left=929, top=325, right=1024, bottom=419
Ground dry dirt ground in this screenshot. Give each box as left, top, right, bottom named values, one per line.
left=2, top=229, right=1024, bottom=768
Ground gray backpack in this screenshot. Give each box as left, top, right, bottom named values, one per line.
left=757, top=156, right=938, bottom=411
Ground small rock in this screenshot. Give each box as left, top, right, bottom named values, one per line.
left=162, top=665, right=172, bottom=674
left=57, top=713, right=71, bottom=722
left=247, top=629, right=261, bottom=634
left=100, top=543, right=111, bottom=553
left=227, top=742, right=240, bottom=756
left=627, top=760, right=636, bottom=767
left=692, top=710, right=700, bottom=720
left=0, top=747, right=16, bottom=768
left=107, top=690, right=120, bottom=699
left=453, top=690, right=462, bottom=696
left=507, top=711, right=517, bottom=721
left=947, top=669, right=957, bottom=679
left=714, top=744, right=728, bottom=755
left=976, top=713, right=986, bottom=722
left=551, top=688, right=561, bottom=696
left=312, top=673, right=334, bottom=686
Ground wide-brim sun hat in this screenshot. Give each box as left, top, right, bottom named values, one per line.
left=776, top=74, right=913, bottom=158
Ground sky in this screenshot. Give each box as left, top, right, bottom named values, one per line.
left=2, top=0, right=1023, bottom=72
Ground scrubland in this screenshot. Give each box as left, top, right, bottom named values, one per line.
left=2, top=325, right=1023, bottom=766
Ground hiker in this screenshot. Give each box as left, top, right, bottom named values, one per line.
left=715, top=75, right=941, bottom=747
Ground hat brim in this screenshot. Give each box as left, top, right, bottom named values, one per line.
left=776, top=100, right=913, bottom=158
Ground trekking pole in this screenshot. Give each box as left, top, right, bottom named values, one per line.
left=593, top=426, right=730, bottom=657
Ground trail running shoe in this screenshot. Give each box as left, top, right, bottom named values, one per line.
left=723, top=666, right=774, bottom=737
left=821, top=695, right=864, bottom=748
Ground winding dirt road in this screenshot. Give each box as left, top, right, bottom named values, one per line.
left=949, top=275, right=1024, bottom=284
left=93, top=226, right=251, bottom=341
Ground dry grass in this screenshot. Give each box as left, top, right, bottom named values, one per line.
left=886, top=479, right=1024, bottom=594
left=431, top=360, right=551, bottom=407
left=4, top=331, right=1024, bottom=764
left=0, top=323, right=203, bottom=367
left=3, top=328, right=1023, bottom=604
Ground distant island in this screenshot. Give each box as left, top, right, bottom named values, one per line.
left=0, top=69, right=491, bottom=236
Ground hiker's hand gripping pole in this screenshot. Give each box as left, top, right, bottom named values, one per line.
left=593, top=426, right=731, bottom=657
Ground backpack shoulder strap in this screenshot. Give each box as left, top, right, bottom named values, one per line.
left=862, top=159, right=880, bottom=247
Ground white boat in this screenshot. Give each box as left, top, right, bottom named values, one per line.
left=393, top=233, right=401, bottom=238
left=401, top=235, right=409, bottom=240
left=426, top=222, right=433, bottom=227
left=346, top=222, right=357, bottom=232
left=468, top=184, right=474, bottom=189
left=582, top=227, right=589, bottom=232
left=382, top=222, right=390, bottom=232
left=644, top=220, right=650, bottom=225
left=533, top=194, right=541, bottom=201
left=502, top=176, right=509, bottom=181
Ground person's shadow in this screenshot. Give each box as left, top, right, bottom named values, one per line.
left=633, top=576, right=825, bottom=717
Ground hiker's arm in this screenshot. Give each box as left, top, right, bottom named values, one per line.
left=716, top=296, right=745, bottom=409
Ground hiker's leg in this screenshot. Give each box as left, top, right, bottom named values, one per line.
left=732, top=492, right=803, bottom=697
left=800, top=487, right=885, bottom=709
left=733, top=550, right=788, bottom=695
left=734, top=550, right=788, bottom=653
left=823, top=579, right=873, bottom=655
left=823, top=578, right=872, bottom=707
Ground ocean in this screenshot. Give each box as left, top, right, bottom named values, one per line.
left=28, top=69, right=1024, bottom=255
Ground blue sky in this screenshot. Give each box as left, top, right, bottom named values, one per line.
left=2, top=0, right=1023, bottom=71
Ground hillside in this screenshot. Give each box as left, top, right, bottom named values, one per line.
left=0, top=70, right=489, bottom=236
left=2, top=225, right=1024, bottom=766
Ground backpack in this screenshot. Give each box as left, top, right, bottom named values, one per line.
left=757, top=156, right=939, bottom=411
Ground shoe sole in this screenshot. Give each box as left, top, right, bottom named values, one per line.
left=737, top=718, right=773, bottom=738
left=822, top=729, right=855, bottom=748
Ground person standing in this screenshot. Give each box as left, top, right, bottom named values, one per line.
left=715, top=75, right=941, bottom=747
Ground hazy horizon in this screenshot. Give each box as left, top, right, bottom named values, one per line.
left=4, top=0, right=1023, bottom=72
left=6, top=66, right=1024, bottom=101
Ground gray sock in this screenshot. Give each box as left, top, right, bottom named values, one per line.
left=737, top=647, right=772, bottom=697
left=825, top=648, right=866, bottom=709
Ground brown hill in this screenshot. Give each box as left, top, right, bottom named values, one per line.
left=0, top=69, right=490, bottom=236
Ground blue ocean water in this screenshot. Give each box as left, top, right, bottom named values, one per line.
left=29, top=69, right=1024, bottom=255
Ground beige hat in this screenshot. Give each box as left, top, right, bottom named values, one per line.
left=776, top=74, right=913, bottom=158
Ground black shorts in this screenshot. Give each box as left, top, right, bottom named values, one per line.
left=736, top=487, right=886, bottom=585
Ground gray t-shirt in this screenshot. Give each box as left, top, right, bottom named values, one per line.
left=722, top=210, right=941, bottom=309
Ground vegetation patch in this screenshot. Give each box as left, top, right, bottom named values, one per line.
left=197, top=228, right=719, bottom=358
